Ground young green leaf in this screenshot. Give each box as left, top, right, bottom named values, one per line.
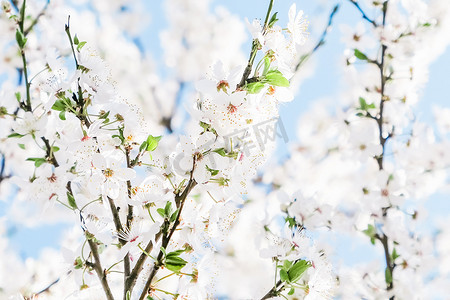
left=15, top=92, right=21, bottom=103
left=283, top=260, right=293, bottom=270
left=77, top=41, right=87, bottom=52
left=157, top=208, right=165, bottom=218
left=213, top=148, right=227, bottom=157
left=385, top=267, right=392, bottom=284
left=26, top=157, right=47, bottom=167
left=170, top=209, right=179, bottom=223
left=206, top=165, right=219, bottom=176
left=74, top=257, right=84, bottom=269
left=164, top=201, right=172, bottom=216
left=8, top=133, right=25, bottom=138
left=139, top=141, right=148, bottom=152
left=280, top=269, right=289, bottom=282
left=146, top=135, right=162, bottom=152
left=67, top=191, right=78, bottom=210
left=52, top=99, right=67, bottom=111
left=354, top=49, right=368, bottom=61
left=246, top=81, right=265, bottom=94
left=268, top=12, right=279, bottom=28
left=15, top=29, right=27, bottom=48
left=265, top=70, right=289, bottom=87
left=288, top=260, right=311, bottom=283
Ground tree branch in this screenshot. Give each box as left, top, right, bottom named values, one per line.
left=295, top=4, right=340, bottom=71
left=138, top=170, right=197, bottom=300
left=347, top=0, right=377, bottom=27
left=261, top=280, right=284, bottom=300
left=237, top=0, right=274, bottom=88
left=86, top=234, right=115, bottom=300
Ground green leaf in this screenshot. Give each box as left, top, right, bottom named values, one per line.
left=283, top=260, right=293, bottom=270
left=157, top=208, right=165, bottom=218
left=264, top=70, right=289, bottom=87
left=164, top=201, right=172, bottom=216
left=166, top=249, right=185, bottom=258
left=213, top=148, right=227, bottom=157
left=385, top=267, right=392, bottom=284
left=139, top=141, right=148, bottom=152
left=363, top=224, right=376, bottom=239
left=279, top=269, right=289, bottom=282
left=288, top=288, right=295, bottom=295
left=77, top=41, right=87, bottom=52
left=67, top=192, right=78, bottom=209
left=246, top=82, right=265, bottom=94
left=8, top=133, right=25, bottom=138
left=146, top=135, right=162, bottom=152
left=73, top=34, right=79, bottom=45
left=52, top=100, right=66, bottom=111
left=165, top=255, right=188, bottom=273
left=391, top=248, right=400, bottom=261
left=170, top=209, right=179, bottom=223
left=359, top=97, right=368, bottom=110
left=74, top=257, right=83, bottom=269
left=15, top=29, right=27, bottom=48
left=268, top=12, right=279, bottom=28
left=59, top=111, right=66, bottom=120
left=354, top=49, right=368, bottom=60
left=26, top=157, right=46, bottom=167
left=165, top=262, right=186, bottom=273
left=18, top=143, right=25, bottom=149
left=285, top=216, right=296, bottom=228
left=288, top=260, right=311, bottom=283
left=15, top=92, right=21, bottom=103
left=206, top=165, right=219, bottom=176
left=52, top=146, right=60, bottom=152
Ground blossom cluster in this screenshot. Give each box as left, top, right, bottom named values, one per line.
left=0, top=0, right=333, bottom=299
left=263, top=0, right=450, bottom=298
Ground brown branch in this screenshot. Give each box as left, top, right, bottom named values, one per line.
left=123, top=146, right=134, bottom=298
left=260, top=280, right=283, bottom=300
left=41, top=137, right=59, bottom=167
left=138, top=171, right=197, bottom=300
left=358, top=0, right=395, bottom=296
left=86, top=234, right=115, bottom=300
left=107, top=196, right=125, bottom=236
left=124, top=231, right=163, bottom=299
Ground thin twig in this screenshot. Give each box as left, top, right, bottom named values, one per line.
left=237, top=0, right=274, bottom=88
left=347, top=0, right=377, bottom=27
left=295, top=4, right=340, bottom=71
left=24, top=0, right=50, bottom=36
